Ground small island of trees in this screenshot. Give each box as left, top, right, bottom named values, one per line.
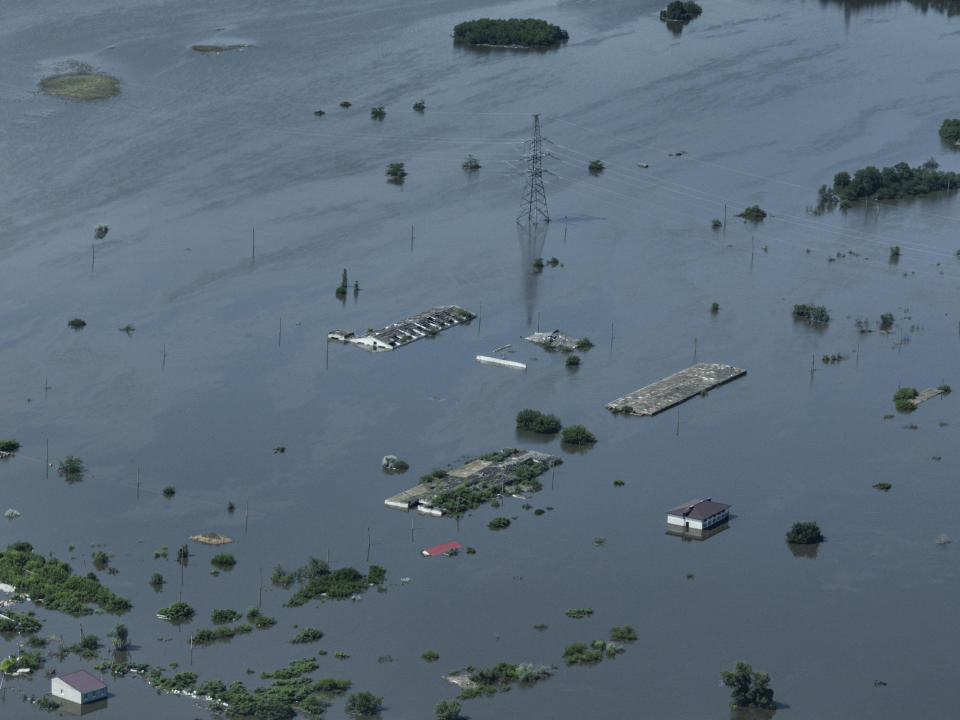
left=660, top=1, right=703, bottom=24
left=453, top=18, right=569, bottom=48
left=824, top=160, right=960, bottom=205
left=721, top=660, right=775, bottom=709
left=939, top=118, right=960, bottom=145
left=786, top=521, right=824, bottom=544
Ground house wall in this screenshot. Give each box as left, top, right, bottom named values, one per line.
left=666, top=514, right=686, bottom=526
left=51, top=678, right=82, bottom=704
left=82, top=687, right=108, bottom=703
left=688, top=518, right=704, bottom=530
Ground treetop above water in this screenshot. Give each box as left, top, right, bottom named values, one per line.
left=453, top=18, right=569, bottom=47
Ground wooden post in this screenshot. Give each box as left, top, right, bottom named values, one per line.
left=137, top=466, right=141, bottom=498
left=45, top=438, right=49, bottom=479
left=245, top=501, right=249, bottom=532
left=258, top=568, right=263, bottom=610
left=278, top=317, right=282, bottom=347
left=252, top=227, right=256, bottom=259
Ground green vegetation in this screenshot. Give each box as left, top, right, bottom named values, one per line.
left=720, top=660, right=775, bottom=709
left=786, top=521, right=824, bottom=544
left=890, top=245, right=901, bottom=260
left=211, top=553, right=236, bottom=568
left=488, top=516, right=511, bottom=530
left=710, top=301, right=719, bottom=313
left=940, top=118, right=960, bottom=144
left=94, top=224, right=109, bottom=239
left=609, top=625, right=637, bottom=642
left=108, top=623, right=129, bottom=650
left=193, top=624, right=253, bottom=645
left=562, top=642, right=603, bottom=664
left=413, top=99, right=426, bottom=112
left=873, top=482, right=892, bottom=491
left=313, top=109, right=325, bottom=116
left=894, top=387, right=919, bottom=413
left=36, top=696, right=60, bottom=711
left=792, top=304, right=830, bottom=323
left=95, top=659, right=149, bottom=677
left=561, top=424, right=596, bottom=445
left=177, top=544, right=189, bottom=562
left=462, top=154, right=481, bottom=171
left=162, top=485, right=176, bottom=497
left=1, top=650, right=44, bottom=672
left=66, top=634, right=100, bottom=658
left=516, top=409, right=561, bottom=433
left=149, top=572, right=164, bottom=586
left=565, top=608, right=594, bottom=619
left=246, top=606, right=277, bottom=629
left=40, top=72, right=120, bottom=100
left=421, top=649, right=440, bottom=661
left=386, top=162, right=407, bottom=183
left=292, top=627, right=325, bottom=644
left=575, top=337, right=594, bottom=349
left=262, top=658, right=320, bottom=679
left=660, top=1, right=703, bottom=23
left=828, top=161, right=960, bottom=201
left=370, top=105, right=386, bottom=120
left=613, top=479, right=625, bottom=487
left=340, top=101, right=352, bottom=108
left=57, top=456, right=85, bottom=481
left=588, top=160, right=605, bottom=174
left=0, top=611, right=42, bottom=634
left=157, top=601, right=195, bottom=622
left=336, top=268, right=348, bottom=297
left=880, top=312, right=895, bottom=330
left=436, top=699, right=464, bottom=720
left=0, top=439, right=20, bottom=453
left=283, top=559, right=385, bottom=605
left=0, top=542, right=130, bottom=614
left=565, top=354, right=581, bottom=367
left=191, top=44, right=247, bottom=52
left=938, top=384, right=952, bottom=394
left=212, top=608, right=241, bottom=624
left=736, top=205, right=766, bottom=222
left=453, top=18, right=569, bottom=47
left=346, top=691, right=383, bottom=715
left=712, top=218, right=722, bottom=229
left=119, top=323, right=135, bottom=334
left=67, top=318, right=86, bottom=329
left=533, top=257, right=545, bottom=271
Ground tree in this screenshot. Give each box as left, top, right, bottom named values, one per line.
left=893, top=387, right=919, bottom=413
left=462, top=154, right=481, bottom=171
left=720, top=660, right=775, bottom=709
left=786, top=521, right=823, bottom=544
left=561, top=424, right=596, bottom=445
left=435, top=699, right=463, bottom=720
left=346, top=691, right=382, bottom=715
left=588, top=160, right=605, bottom=174
left=370, top=105, right=386, bottom=120
left=515, top=409, right=561, bottom=433
left=108, top=623, right=129, bottom=650
left=57, top=456, right=85, bottom=481
left=386, top=162, right=407, bottom=183
left=157, top=601, right=195, bottom=622
left=940, top=118, right=960, bottom=144
left=660, top=1, right=703, bottom=23
left=736, top=205, right=766, bottom=222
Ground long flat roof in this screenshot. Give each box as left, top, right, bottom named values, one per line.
left=666, top=498, right=730, bottom=520
left=59, top=669, right=106, bottom=693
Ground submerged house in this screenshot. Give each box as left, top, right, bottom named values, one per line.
left=51, top=670, right=107, bottom=705
left=666, top=498, right=730, bottom=532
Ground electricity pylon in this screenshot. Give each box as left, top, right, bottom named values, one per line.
left=517, top=114, right=549, bottom=225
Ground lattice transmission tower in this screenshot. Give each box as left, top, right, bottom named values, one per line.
left=517, top=114, right=549, bottom=225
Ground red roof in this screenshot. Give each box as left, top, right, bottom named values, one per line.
left=422, top=540, right=462, bottom=557
left=59, top=669, right=106, bottom=693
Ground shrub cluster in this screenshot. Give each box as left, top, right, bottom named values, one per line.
left=453, top=18, right=569, bottom=47
left=516, top=409, right=561, bottom=433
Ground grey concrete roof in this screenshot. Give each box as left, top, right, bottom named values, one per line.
left=666, top=498, right=731, bottom=520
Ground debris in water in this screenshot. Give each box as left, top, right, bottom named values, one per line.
left=4, top=509, right=21, bottom=519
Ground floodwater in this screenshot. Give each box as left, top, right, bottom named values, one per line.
left=2, top=0, right=960, bottom=718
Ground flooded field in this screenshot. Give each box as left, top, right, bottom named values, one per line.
left=2, top=0, right=959, bottom=718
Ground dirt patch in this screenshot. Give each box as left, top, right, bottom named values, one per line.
left=189, top=532, right=232, bottom=545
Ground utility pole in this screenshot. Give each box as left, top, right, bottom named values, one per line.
left=517, top=114, right=550, bottom=225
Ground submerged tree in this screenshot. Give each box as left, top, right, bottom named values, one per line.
left=720, top=660, right=775, bottom=709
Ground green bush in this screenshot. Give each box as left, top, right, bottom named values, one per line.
left=162, top=485, right=175, bottom=497
left=346, top=691, right=382, bottom=715
left=435, top=699, right=463, bottom=720
left=941, top=118, right=960, bottom=143
left=736, top=205, right=766, bottom=222
left=588, top=160, right=604, bottom=174
left=792, top=304, right=830, bottom=323
left=211, top=553, right=236, bottom=568
left=565, top=355, right=581, bottom=367
left=609, top=625, right=637, bottom=642
left=710, top=302, right=719, bottom=313
left=57, top=456, right=85, bottom=480
left=786, top=521, right=823, bottom=544
left=212, top=608, right=241, bottom=623
left=488, top=516, right=511, bottom=530
left=562, top=642, right=603, bottom=664
left=370, top=105, right=386, bottom=120
left=157, top=601, right=195, bottom=622
left=565, top=608, right=593, bottom=619
left=561, top=425, right=596, bottom=445
left=721, top=660, right=775, bottom=709
left=660, top=1, right=703, bottom=23
left=412, top=99, right=426, bottom=112
left=516, top=409, right=561, bottom=433
left=462, top=154, right=481, bottom=171
left=894, top=387, right=918, bottom=413
left=421, top=649, right=440, bottom=662
left=0, top=439, right=20, bottom=453
left=67, top=318, right=87, bottom=329
left=292, top=627, right=324, bottom=644
left=453, top=18, right=569, bottom=47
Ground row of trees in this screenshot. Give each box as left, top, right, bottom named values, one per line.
left=453, top=18, right=569, bottom=47
left=827, top=161, right=960, bottom=201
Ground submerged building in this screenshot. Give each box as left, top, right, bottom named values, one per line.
left=51, top=670, right=107, bottom=705
left=666, top=498, right=730, bottom=537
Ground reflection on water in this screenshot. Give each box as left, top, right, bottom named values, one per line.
left=787, top=542, right=821, bottom=559
left=517, top=223, right=548, bottom=326
left=819, top=0, right=960, bottom=15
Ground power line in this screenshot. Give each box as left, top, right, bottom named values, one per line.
left=518, top=114, right=550, bottom=225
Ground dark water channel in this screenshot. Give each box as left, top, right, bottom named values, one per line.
left=2, top=0, right=960, bottom=718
